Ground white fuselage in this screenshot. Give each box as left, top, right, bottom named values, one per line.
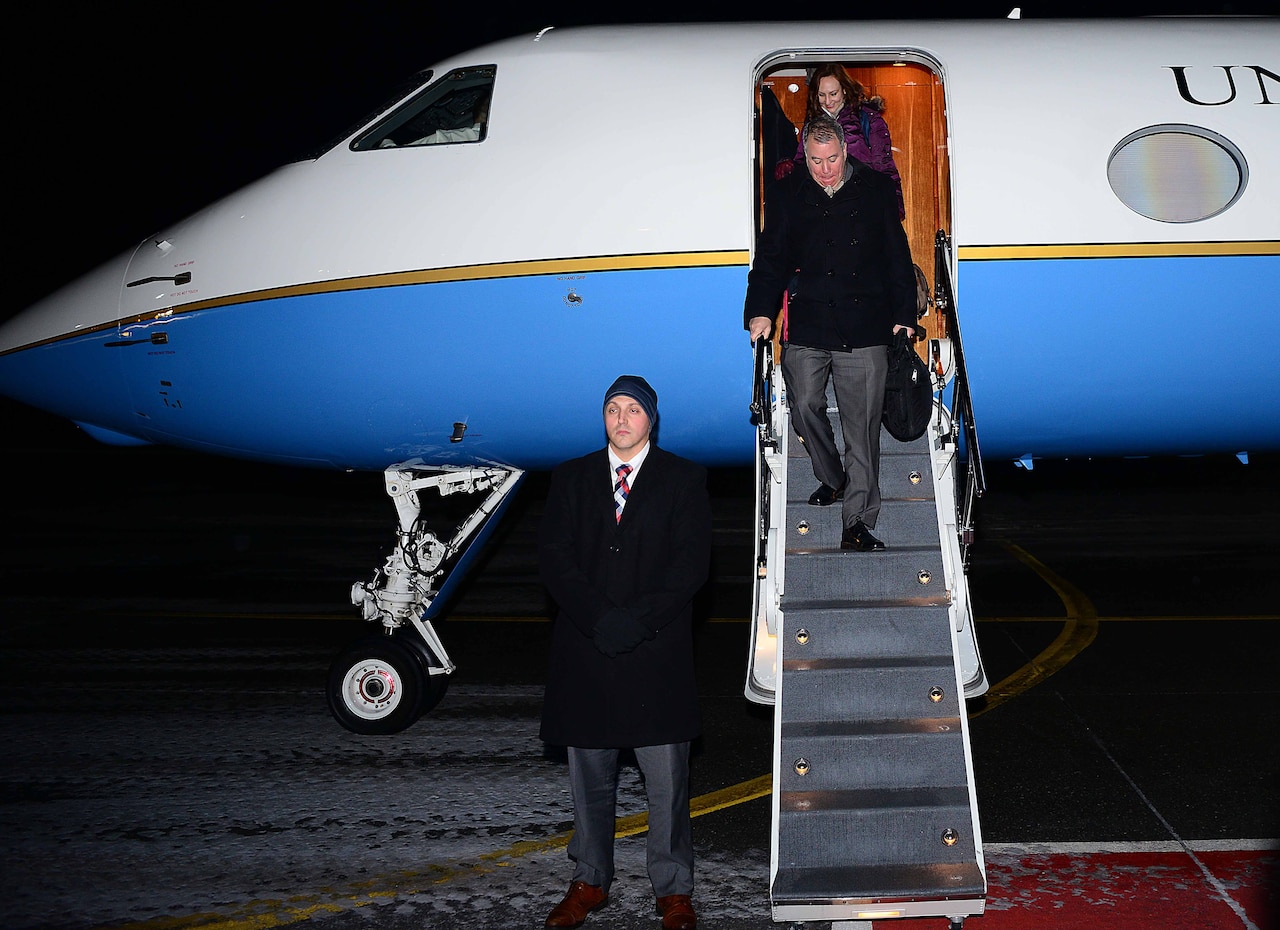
left=1, top=19, right=1276, bottom=469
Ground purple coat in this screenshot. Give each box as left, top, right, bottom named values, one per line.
left=787, top=103, right=905, bottom=219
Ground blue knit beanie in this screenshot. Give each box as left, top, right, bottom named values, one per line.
left=603, top=375, right=659, bottom=427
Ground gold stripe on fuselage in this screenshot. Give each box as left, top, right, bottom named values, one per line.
left=145, top=239, right=1273, bottom=322
left=125, top=250, right=754, bottom=324
left=958, top=240, right=1280, bottom=261
left=4, top=251, right=753, bottom=354
left=14, top=242, right=1278, bottom=353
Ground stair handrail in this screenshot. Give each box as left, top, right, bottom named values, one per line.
left=750, top=333, right=782, bottom=582
left=933, top=229, right=986, bottom=570
left=751, top=335, right=777, bottom=450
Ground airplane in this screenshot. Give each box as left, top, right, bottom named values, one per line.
left=1, top=16, right=1276, bottom=735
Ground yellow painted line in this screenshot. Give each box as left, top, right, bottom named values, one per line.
left=969, top=543, right=1099, bottom=719
left=103, top=777, right=775, bottom=930
left=958, top=240, right=1280, bottom=261
left=688, top=773, right=774, bottom=818
left=97, top=545, right=1104, bottom=930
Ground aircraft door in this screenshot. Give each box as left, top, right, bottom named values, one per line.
left=758, top=59, right=951, bottom=344
left=113, top=235, right=198, bottom=442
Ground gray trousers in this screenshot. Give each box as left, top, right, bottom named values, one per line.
left=566, top=742, right=693, bottom=897
left=782, top=343, right=888, bottom=529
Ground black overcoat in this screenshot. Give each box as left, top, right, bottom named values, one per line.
left=743, top=159, right=917, bottom=350
left=538, top=445, right=711, bottom=748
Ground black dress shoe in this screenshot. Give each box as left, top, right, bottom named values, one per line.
left=808, top=482, right=845, bottom=506
left=841, top=521, right=885, bottom=551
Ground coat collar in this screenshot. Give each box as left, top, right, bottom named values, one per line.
left=798, top=162, right=862, bottom=206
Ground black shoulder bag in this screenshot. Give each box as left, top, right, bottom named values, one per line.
left=882, top=330, right=933, bottom=442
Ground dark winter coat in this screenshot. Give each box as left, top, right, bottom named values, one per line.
left=538, top=445, right=711, bottom=748
left=743, top=159, right=917, bottom=351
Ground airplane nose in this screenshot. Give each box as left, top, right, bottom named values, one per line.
left=0, top=255, right=137, bottom=442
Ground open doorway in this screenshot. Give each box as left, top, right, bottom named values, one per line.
left=756, top=57, right=952, bottom=344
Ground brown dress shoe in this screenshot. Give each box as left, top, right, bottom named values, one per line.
left=545, top=881, right=608, bottom=928
left=656, top=893, right=697, bottom=930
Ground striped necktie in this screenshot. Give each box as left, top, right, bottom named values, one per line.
left=614, top=463, right=632, bottom=523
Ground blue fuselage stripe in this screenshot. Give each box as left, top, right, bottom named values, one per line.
left=116, top=265, right=756, bottom=470
left=958, top=253, right=1280, bottom=458
left=2, top=253, right=1276, bottom=468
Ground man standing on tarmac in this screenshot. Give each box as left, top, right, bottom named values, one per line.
left=745, top=113, right=916, bottom=551
left=539, top=375, right=712, bottom=930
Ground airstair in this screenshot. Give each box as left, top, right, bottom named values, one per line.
left=745, top=234, right=989, bottom=927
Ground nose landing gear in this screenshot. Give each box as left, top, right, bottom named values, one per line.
left=327, top=463, right=524, bottom=734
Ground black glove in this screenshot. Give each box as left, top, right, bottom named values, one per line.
left=592, top=608, right=653, bottom=657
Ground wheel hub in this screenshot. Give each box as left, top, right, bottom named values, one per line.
left=343, top=661, right=401, bottom=718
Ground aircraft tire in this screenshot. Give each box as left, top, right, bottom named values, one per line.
left=326, top=635, right=426, bottom=734
left=398, top=632, right=450, bottom=717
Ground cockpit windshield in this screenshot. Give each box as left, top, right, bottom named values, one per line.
left=352, top=66, right=495, bottom=150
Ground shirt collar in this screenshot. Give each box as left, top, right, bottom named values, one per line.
left=608, top=440, right=651, bottom=478
left=823, top=162, right=855, bottom=197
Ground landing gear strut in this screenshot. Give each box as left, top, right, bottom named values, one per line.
left=326, top=463, right=524, bottom=734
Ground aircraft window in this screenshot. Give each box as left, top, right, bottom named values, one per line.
left=1107, top=124, right=1248, bottom=223
left=351, top=66, right=495, bottom=151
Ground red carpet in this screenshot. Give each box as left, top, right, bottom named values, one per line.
left=878, top=844, right=1277, bottom=930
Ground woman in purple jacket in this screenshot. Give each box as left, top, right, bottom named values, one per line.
left=776, top=64, right=906, bottom=219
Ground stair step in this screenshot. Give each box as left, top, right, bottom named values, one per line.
left=781, top=655, right=954, bottom=671
left=773, top=861, right=985, bottom=903
left=780, top=666, right=963, bottom=721
left=781, top=547, right=947, bottom=602
left=777, top=724, right=968, bottom=791
left=788, top=412, right=930, bottom=450
left=776, top=796, right=979, bottom=871
left=779, top=604, right=953, bottom=659
left=787, top=451, right=933, bottom=501
left=785, top=498, right=941, bottom=548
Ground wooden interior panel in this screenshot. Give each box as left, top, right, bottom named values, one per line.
left=759, top=62, right=951, bottom=344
